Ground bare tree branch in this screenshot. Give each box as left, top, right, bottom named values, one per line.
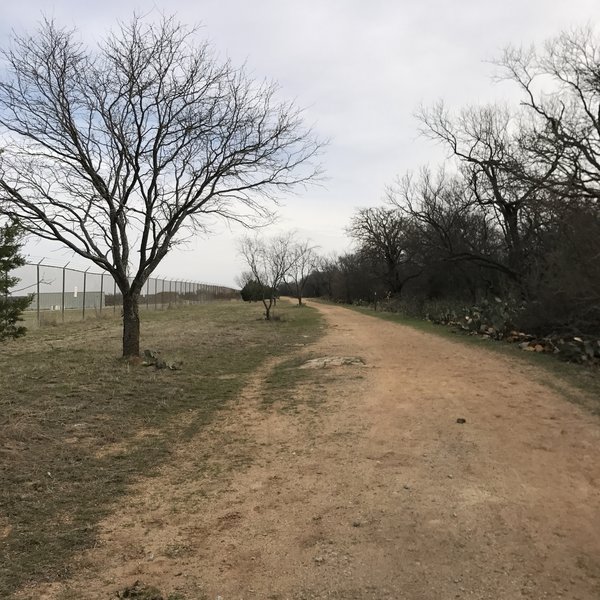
left=0, top=15, right=323, bottom=355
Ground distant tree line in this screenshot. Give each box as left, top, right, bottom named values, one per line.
left=306, top=27, right=600, bottom=337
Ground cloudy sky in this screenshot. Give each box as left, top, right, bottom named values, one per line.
left=1, top=1, right=598, bottom=286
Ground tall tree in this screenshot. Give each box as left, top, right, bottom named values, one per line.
left=0, top=16, right=321, bottom=356
left=417, top=103, right=560, bottom=282
left=494, top=27, right=600, bottom=329
left=497, top=26, right=600, bottom=203
left=390, top=169, right=508, bottom=302
left=0, top=222, right=32, bottom=341
left=391, top=169, right=505, bottom=276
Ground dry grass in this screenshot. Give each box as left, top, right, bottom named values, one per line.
left=0, top=300, right=323, bottom=598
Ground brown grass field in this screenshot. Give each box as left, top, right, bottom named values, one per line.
left=0, top=300, right=323, bottom=598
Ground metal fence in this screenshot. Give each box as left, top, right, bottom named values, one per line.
left=7, top=261, right=239, bottom=326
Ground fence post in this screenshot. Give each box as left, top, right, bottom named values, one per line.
left=36, top=259, right=44, bottom=326
left=4, top=267, right=8, bottom=313
left=113, top=278, right=117, bottom=314
left=154, top=278, right=158, bottom=310
left=146, top=280, right=150, bottom=311
left=82, top=267, right=90, bottom=321
left=162, top=279, right=165, bottom=310
left=61, top=262, right=69, bottom=323
left=100, top=273, right=104, bottom=314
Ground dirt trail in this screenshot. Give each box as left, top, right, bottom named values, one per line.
left=18, top=302, right=600, bottom=599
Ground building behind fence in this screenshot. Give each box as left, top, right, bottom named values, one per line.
left=7, top=261, right=239, bottom=325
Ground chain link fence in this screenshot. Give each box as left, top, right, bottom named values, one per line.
left=7, top=261, right=239, bottom=327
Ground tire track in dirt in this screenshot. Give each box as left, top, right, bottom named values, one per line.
left=16, top=301, right=600, bottom=599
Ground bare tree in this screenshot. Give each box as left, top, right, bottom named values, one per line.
left=0, top=16, right=321, bottom=356
left=390, top=168, right=506, bottom=275
left=417, top=102, right=558, bottom=281
left=347, top=206, right=422, bottom=296
left=497, top=26, right=600, bottom=202
left=288, top=238, right=319, bottom=305
left=238, top=233, right=295, bottom=320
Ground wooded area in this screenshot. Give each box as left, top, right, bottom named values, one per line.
left=303, top=28, right=600, bottom=350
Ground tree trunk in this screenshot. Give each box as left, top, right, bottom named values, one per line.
left=504, top=205, right=523, bottom=278
left=122, top=292, right=141, bottom=357
left=262, top=298, right=272, bottom=320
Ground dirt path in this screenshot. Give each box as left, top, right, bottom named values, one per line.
left=18, top=302, right=600, bottom=599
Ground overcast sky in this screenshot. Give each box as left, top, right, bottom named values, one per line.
left=1, top=1, right=598, bottom=286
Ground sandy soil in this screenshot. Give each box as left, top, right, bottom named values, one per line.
left=17, top=301, right=600, bottom=599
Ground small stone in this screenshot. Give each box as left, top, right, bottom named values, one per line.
left=403, top=484, right=410, bottom=490
left=352, top=521, right=361, bottom=527
left=447, top=474, right=453, bottom=479
left=314, top=556, right=324, bottom=564
left=456, top=418, right=466, bottom=424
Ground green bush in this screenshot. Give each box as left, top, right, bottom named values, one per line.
left=0, top=222, right=33, bottom=341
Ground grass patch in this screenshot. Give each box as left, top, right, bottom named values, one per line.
left=264, top=355, right=332, bottom=415
left=0, top=300, right=321, bottom=598
left=344, top=304, right=600, bottom=415
left=261, top=303, right=328, bottom=413
left=263, top=354, right=316, bottom=409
